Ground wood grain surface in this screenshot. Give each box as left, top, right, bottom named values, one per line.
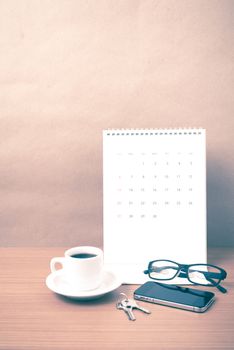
left=0, top=248, right=233, bottom=350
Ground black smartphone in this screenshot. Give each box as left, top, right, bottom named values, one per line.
left=134, top=281, right=215, bottom=313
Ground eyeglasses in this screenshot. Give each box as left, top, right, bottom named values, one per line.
left=144, top=259, right=227, bottom=293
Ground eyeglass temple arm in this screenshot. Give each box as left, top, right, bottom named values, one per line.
left=216, top=284, right=227, bottom=293
left=205, top=276, right=227, bottom=293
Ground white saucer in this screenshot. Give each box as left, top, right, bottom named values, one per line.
left=46, top=270, right=122, bottom=300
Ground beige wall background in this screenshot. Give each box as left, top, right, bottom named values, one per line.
left=0, top=0, right=233, bottom=247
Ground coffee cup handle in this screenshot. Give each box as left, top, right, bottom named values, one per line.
left=50, top=257, right=65, bottom=273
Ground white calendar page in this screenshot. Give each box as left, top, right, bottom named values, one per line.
left=103, top=129, right=207, bottom=284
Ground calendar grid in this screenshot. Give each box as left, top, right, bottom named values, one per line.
left=103, top=128, right=207, bottom=283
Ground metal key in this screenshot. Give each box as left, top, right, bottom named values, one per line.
left=116, top=301, right=136, bottom=321
left=122, top=298, right=151, bottom=315
left=116, top=293, right=150, bottom=320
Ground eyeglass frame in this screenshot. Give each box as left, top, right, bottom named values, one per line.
left=144, top=259, right=227, bottom=293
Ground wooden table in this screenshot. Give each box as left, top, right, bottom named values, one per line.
left=0, top=248, right=233, bottom=350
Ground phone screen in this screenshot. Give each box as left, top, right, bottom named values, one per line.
left=134, top=282, right=215, bottom=310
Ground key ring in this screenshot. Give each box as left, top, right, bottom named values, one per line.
left=118, top=292, right=129, bottom=304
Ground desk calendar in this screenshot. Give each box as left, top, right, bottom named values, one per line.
left=103, top=129, right=207, bottom=283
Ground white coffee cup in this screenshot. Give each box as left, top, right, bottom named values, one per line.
left=50, top=246, right=104, bottom=291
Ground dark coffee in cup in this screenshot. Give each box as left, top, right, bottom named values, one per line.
left=70, top=253, right=97, bottom=259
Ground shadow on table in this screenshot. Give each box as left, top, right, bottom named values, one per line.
left=54, top=285, right=129, bottom=306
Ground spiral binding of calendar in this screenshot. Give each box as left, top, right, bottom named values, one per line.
left=104, top=128, right=204, bottom=136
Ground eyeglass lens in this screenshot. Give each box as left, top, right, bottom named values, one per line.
left=188, top=265, right=222, bottom=286
left=150, top=260, right=179, bottom=280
